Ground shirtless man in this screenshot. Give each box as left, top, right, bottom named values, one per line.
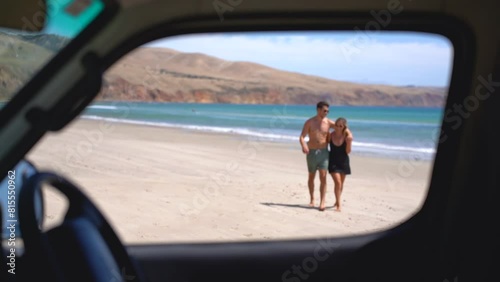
left=299, top=101, right=335, bottom=211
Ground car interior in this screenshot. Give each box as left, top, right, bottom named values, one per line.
left=0, top=0, right=499, bottom=281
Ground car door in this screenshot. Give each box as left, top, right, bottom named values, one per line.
left=1, top=0, right=499, bottom=282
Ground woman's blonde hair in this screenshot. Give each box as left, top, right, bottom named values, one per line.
left=335, top=117, right=348, bottom=135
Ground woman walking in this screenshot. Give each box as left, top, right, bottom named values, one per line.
left=328, top=117, right=353, bottom=211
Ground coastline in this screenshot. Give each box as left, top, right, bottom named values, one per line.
left=27, top=118, right=433, bottom=243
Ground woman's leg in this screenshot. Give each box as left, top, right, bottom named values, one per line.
left=331, top=172, right=342, bottom=211
left=338, top=173, right=347, bottom=210
left=340, top=173, right=347, bottom=195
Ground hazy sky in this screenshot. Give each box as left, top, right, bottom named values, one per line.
left=147, top=31, right=453, bottom=87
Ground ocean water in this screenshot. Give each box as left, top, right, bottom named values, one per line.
left=82, top=102, right=443, bottom=160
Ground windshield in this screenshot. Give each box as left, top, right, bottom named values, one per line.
left=26, top=30, right=454, bottom=243
left=0, top=0, right=105, bottom=103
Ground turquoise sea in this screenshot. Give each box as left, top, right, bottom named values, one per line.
left=82, top=102, right=443, bottom=160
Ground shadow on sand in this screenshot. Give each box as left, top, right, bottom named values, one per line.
left=260, top=202, right=332, bottom=210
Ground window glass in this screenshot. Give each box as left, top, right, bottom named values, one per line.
left=0, top=0, right=105, bottom=103
left=28, top=31, right=453, bottom=243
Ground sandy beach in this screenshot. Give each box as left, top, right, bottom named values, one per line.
left=25, top=118, right=433, bottom=244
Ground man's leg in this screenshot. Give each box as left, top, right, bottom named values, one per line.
left=318, top=169, right=327, bottom=211
left=306, top=152, right=317, bottom=207
left=308, top=171, right=316, bottom=207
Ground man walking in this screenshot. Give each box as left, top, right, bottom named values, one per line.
left=299, top=101, right=335, bottom=211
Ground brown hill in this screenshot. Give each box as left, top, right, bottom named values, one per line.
left=0, top=31, right=447, bottom=106
left=0, top=32, right=55, bottom=99
left=100, top=47, right=447, bottom=106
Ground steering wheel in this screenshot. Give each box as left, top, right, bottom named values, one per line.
left=18, top=172, right=143, bottom=282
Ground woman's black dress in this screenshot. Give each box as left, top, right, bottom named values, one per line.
left=328, top=139, right=351, bottom=174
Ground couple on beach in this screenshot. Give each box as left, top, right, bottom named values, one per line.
left=299, top=101, right=353, bottom=212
